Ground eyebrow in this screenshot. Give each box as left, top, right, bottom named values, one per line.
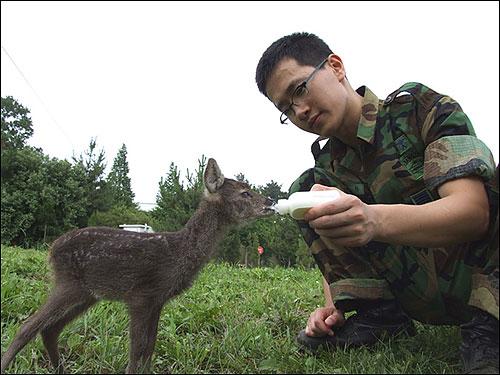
left=275, top=58, right=329, bottom=112
left=276, top=77, right=305, bottom=111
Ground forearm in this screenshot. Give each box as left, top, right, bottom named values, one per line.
left=322, top=275, right=334, bottom=308
left=372, top=190, right=490, bottom=248
left=306, top=177, right=491, bottom=249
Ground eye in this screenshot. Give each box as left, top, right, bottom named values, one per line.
left=294, top=84, right=308, bottom=98
left=241, top=192, right=251, bottom=198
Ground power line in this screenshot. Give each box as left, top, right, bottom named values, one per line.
left=1, top=45, right=75, bottom=149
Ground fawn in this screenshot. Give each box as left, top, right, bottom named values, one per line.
left=1, top=158, right=275, bottom=374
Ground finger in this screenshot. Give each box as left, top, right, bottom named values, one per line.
left=305, top=192, right=358, bottom=221
left=313, top=224, right=361, bottom=237
left=308, top=211, right=352, bottom=229
left=310, top=318, right=335, bottom=337
left=309, top=203, right=364, bottom=229
left=303, top=200, right=350, bottom=222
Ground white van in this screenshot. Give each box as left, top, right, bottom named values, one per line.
left=119, top=224, right=154, bottom=233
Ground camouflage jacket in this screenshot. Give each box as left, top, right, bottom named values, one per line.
left=288, top=83, right=498, bottom=323
left=290, top=82, right=496, bottom=206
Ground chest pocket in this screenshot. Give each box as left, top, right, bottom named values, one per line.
left=394, top=133, right=424, bottom=180
left=391, top=129, right=438, bottom=205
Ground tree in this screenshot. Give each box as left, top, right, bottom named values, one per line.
left=88, top=206, right=152, bottom=229
left=1, top=96, right=36, bottom=182
left=72, top=137, right=112, bottom=220
left=0, top=98, right=132, bottom=246
left=151, top=156, right=206, bottom=232
left=234, top=172, right=250, bottom=184
left=1, top=96, right=88, bottom=246
left=108, top=143, right=135, bottom=208
left=149, top=156, right=308, bottom=268
left=215, top=228, right=242, bottom=265
left=257, top=180, right=288, bottom=201
left=295, top=236, right=316, bottom=270
left=1, top=96, right=33, bottom=150
left=260, top=215, right=302, bottom=267
left=1, top=148, right=88, bottom=246
left=243, top=232, right=261, bottom=267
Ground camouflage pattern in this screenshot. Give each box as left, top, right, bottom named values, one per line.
left=290, top=82, right=499, bottom=324
left=424, top=135, right=495, bottom=189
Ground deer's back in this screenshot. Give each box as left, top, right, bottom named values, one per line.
left=49, top=227, right=182, bottom=301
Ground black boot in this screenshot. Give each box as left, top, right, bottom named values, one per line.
left=460, top=308, right=499, bottom=374
left=297, top=299, right=415, bottom=352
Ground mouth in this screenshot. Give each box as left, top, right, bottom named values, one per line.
left=261, top=206, right=276, bottom=217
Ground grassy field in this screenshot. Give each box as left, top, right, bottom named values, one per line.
left=1, top=246, right=462, bottom=373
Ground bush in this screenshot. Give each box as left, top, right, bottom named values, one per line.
left=88, top=205, right=153, bottom=229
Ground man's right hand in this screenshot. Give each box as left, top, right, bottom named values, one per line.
left=305, top=306, right=346, bottom=337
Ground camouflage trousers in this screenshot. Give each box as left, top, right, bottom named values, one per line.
left=296, top=167, right=499, bottom=325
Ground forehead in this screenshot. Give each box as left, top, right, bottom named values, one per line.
left=265, top=58, right=310, bottom=106
left=224, top=178, right=250, bottom=190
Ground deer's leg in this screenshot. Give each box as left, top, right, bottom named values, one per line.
left=1, top=285, right=92, bottom=374
left=41, top=296, right=97, bottom=373
left=142, top=302, right=164, bottom=372
left=126, top=300, right=164, bottom=374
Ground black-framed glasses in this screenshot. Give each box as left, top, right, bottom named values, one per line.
left=279, top=57, right=328, bottom=125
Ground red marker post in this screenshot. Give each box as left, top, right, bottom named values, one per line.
left=257, top=246, right=263, bottom=267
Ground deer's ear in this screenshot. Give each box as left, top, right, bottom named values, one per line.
left=204, top=158, right=225, bottom=193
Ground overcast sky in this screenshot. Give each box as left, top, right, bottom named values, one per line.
left=2, top=1, right=498, bottom=209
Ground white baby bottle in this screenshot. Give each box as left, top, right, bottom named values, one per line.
left=274, top=190, right=340, bottom=220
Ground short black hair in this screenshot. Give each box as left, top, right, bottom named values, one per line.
left=255, top=32, right=333, bottom=98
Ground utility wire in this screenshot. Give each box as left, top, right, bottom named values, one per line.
left=1, top=45, right=75, bottom=149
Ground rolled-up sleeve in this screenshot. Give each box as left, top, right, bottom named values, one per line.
left=423, top=135, right=496, bottom=190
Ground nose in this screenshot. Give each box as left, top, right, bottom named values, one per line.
left=294, top=102, right=310, bottom=122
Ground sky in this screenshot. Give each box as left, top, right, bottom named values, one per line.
left=2, top=1, right=499, bottom=210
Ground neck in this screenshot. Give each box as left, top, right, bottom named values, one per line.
left=180, top=197, right=230, bottom=262
left=336, top=83, right=364, bottom=148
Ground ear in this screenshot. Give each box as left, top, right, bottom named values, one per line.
left=326, top=54, right=346, bottom=81
left=204, top=158, right=225, bottom=193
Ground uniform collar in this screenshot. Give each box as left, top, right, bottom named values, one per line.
left=326, top=86, right=379, bottom=163
left=355, top=85, right=379, bottom=144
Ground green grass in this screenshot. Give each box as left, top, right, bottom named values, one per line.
left=1, top=246, right=462, bottom=373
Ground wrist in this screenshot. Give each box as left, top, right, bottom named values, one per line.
left=371, top=204, right=389, bottom=242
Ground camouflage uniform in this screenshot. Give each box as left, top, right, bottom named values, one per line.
left=290, top=82, right=499, bottom=325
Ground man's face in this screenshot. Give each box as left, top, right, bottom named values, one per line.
left=265, top=56, right=348, bottom=137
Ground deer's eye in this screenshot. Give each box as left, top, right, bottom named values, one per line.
left=241, top=192, right=251, bottom=198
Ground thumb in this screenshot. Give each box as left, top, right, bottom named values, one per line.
left=324, top=314, right=337, bottom=327
left=311, top=184, right=331, bottom=192
left=311, top=184, right=342, bottom=193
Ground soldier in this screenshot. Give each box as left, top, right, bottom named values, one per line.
left=255, top=32, right=498, bottom=374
